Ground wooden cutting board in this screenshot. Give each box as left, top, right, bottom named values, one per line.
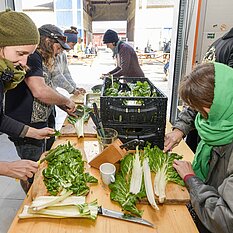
left=139, top=182, right=190, bottom=205
left=60, top=117, right=97, bottom=137
left=31, top=138, right=190, bottom=205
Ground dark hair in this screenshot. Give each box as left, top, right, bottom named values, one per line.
left=37, top=36, right=56, bottom=71
left=179, top=63, right=215, bottom=118
left=64, top=26, right=78, bottom=34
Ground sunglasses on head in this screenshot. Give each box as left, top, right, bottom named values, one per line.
left=50, top=33, right=67, bottom=43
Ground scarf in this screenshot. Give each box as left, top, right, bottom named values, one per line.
left=193, top=62, right=233, bottom=181
left=0, top=58, right=26, bottom=92
left=112, top=40, right=123, bottom=58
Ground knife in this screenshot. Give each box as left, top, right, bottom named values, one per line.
left=120, top=139, right=145, bottom=150
left=98, top=206, right=154, bottom=228
left=92, top=102, right=105, bottom=137
left=89, top=111, right=104, bottom=137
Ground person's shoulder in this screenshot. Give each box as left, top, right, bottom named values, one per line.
left=29, top=50, right=42, bottom=60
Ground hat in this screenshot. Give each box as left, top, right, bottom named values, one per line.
left=39, top=24, right=70, bottom=50
left=64, top=32, right=78, bottom=43
left=103, top=29, right=119, bottom=44
left=0, top=9, right=39, bottom=47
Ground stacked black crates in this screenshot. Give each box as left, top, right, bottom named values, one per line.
left=100, top=77, right=167, bottom=150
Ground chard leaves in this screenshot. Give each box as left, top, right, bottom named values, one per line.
left=109, top=154, right=146, bottom=217
left=43, top=142, right=98, bottom=196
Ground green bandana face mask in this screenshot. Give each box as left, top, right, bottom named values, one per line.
left=0, top=58, right=26, bottom=92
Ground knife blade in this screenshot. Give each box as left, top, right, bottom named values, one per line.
left=98, top=206, right=154, bottom=228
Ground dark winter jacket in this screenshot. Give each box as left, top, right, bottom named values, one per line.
left=203, top=27, right=233, bottom=68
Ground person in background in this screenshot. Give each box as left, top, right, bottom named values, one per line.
left=5, top=24, right=76, bottom=192
left=173, top=62, right=233, bottom=233
left=103, top=29, right=144, bottom=77
left=0, top=10, right=54, bottom=180
left=47, top=26, right=86, bottom=150
left=51, top=26, right=86, bottom=96
left=164, top=27, right=233, bottom=153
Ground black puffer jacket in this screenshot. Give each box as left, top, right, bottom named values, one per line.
left=203, top=28, right=233, bottom=67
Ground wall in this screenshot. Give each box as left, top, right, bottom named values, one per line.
left=134, top=2, right=174, bottom=51
left=83, top=10, right=92, bottom=46
left=195, top=0, right=233, bottom=63
left=127, top=0, right=136, bottom=41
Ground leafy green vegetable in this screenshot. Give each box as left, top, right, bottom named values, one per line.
left=109, top=145, right=184, bottom=215
left=43, top=142, right=98, bottom=196
left=109, top=154, right=146, bottom=217
left=67, top=105, right=92, bottom=124
left=51, top=130, right=61, bottom=137
left=144, top=145, right=184, bottom=203
left=104, top=81, right=157, bottom=97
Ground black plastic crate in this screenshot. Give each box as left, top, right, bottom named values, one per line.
left=103, top=124, right=165, bottom=150
left=100, top=77, right=167, bottom=126
left=100, top=77, right=167, bottom=149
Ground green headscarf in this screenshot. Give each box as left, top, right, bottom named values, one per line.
left=193, top=62, right=233, bottom=181
left=0, top=58, right=26, bottom=92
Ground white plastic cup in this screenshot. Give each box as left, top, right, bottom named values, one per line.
left=99, top=163, right=116, bottom=185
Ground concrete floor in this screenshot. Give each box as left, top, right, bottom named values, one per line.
left=0, top=49, right=168, bottom=233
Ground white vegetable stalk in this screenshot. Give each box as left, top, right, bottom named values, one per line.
left=19, top=199, right=98, bottom=220
left=154, top=164, right=167, bottom=203
left=130, top=147, right=142, bottom=194
left=30, top=195, right=85, bottom=208
left=30, top=190, right=73, bottom=211
left=74, top=116, right=84, bottom=138
left=143, top=158, right=159, bottom=210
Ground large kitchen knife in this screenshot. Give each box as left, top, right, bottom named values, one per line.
left=98, top=206, right=154, bottom=227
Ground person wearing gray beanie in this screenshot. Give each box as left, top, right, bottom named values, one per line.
left=0, top=10, right=55, bottom=182
left=102, top=29, right=144, bottom=77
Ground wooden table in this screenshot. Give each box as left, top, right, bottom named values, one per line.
left=7, top=125, right=199, bottom=233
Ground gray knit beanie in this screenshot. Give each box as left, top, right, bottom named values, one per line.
left=0, top=9, right=40, bottom=47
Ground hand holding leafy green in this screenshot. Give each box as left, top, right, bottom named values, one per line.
left=43, top=142, right=98, bottom=196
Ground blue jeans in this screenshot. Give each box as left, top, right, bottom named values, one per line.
left=12, top=139, right=46, bottom=183
left=14, top=141, right=45, bottom=162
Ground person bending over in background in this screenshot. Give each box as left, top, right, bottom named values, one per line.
left=103, top=29, right=144, bottom=77
left=5, top=24, right=76, bottom=192
left=173, top=62, right=233, bottom=233
left=0, top=10, right=54, bottom=181
left=164, top=27, right=233, bottom=153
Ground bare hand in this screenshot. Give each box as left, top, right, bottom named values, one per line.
left=164, top=128, right=184, bottom=152
left=26, top=127, right=55, bottom=140
left=173, top=160, right=194, bottom=179
left=65, top=99, right=77, bottom=116
left=3, top=160, right=39, bottom=181
left=73, top=88, right=86, bottom=96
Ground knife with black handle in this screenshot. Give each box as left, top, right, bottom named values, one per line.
left=92, top=102, right=105, bottom=137
left=98, top=206, right=154, bottom=227
left=89, top=111, right=104, bottom=137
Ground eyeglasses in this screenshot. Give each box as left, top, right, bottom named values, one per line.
left=50, top=33, right=67, bottom=43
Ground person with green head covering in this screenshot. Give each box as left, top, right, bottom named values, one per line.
left=0, top=10, right=55, bottom=182
left=173, top=62, right=233, bottom=233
